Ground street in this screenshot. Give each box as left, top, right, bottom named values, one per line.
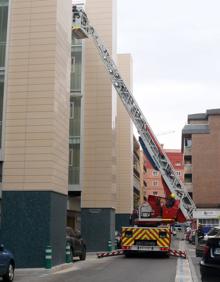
left=15, top=254, right=177, bottom=282
left=11, top=239, right=196, bottom=282
left=10, top=238, right=220, bottom=282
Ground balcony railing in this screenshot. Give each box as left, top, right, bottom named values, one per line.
left=184, top=164, right=192, bottom=174
left=184, top=183, right=193, bottom=193
left=184, top=146, right=192, bottom=156
left=133, top=175, right=140, bottom=191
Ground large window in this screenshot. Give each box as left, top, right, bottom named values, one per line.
left=69, top=143, right=80, bottom=185
left=68, top=96, right=81, bottom=185
left=69, top=96, right=81, bottom=138
left=0, top=76, right=4, bottom=148
left=68, top=34, right=82, bottom=186
left=0, top=1, right=8, bottom=68
left=70, top=37, right=82, bottom=92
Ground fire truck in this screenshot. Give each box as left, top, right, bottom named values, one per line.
left=121, top=194, right=183, bottom=257
left=72, top=5, right=196, bottom=256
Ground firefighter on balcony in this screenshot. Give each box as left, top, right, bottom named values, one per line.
left=166, top=193, right=176, bottom=208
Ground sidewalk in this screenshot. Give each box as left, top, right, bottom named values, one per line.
left=15, top=253, right=98, bottom=281
left=174, top=238, right=201, bottom=282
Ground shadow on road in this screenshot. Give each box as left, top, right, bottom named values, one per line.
left=123, top=252, right=175, bottom=259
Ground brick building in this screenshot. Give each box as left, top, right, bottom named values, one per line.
left=144, top=149, right=184, bottom=198
left=182, top=109, right=220, bottom=226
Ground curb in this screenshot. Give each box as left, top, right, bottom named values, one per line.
left=16, top=263, right=74, bottom=274
left=184, top=241, right=199, bottom=282
left=15, top=253, right=98, bottom=274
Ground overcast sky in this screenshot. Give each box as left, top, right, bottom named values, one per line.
left=117, top=0, right=220, bottom=149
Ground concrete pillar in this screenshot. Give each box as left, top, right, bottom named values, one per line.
left=81, top=0, right=117, bottom=251
left=115, top=54, right=133, bottom=232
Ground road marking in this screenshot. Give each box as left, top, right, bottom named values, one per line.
left=175, top=258, right=192, bottom=282
left=174, top=240, right=193, bottom=282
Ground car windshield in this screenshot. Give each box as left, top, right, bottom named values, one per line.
left=207, top=227, right=220, bottom=236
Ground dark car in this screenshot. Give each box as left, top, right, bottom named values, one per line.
left=200, top=236, right=220, bottom=281
left=0, top=244, right=15, bottom=282
left=66, top=227, right=86, bottom=261
left=196, top=226, right=220, bottom=257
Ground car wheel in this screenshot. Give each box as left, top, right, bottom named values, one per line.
left=79, top=246, right=86, bottom=261
left=3, top=263, right=14, bottom=282
left=70, top=247, right=74, bottom=262
left=200, top=267, right=208, bottom=282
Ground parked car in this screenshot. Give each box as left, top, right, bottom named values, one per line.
left=196, top=226, right=220, bottom=257
left=203, top=226, right=220, bottom=241
left=66, top=227, right=86, bottom=261
left=200, top=235, right=220, bottom=281
left=0, top=244, right=15, bottom=282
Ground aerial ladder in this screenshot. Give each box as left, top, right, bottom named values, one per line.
left=72, top=6, right=196, bottom=223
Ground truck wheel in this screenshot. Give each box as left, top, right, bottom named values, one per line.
left=3, top=263, right=14, bottom=282
left=164, top=252, right=170, bottom=258
left=124, top=251, right=132, bottom=258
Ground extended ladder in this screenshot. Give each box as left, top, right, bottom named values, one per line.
left=72, top=6, right=196, bottom=220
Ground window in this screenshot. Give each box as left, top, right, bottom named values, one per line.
left=153, top=191, right=158, bottom=196
left=184, top=138, right=192, bottom=148
left=184, top=174, right=192, bottom=183
left=176, top=171, right=181, bottom=176
left=184, top=155, right=192, bottom=164
left=0, top=76, right=4, bottom=148
left=176, top=162, right=181, bottom=167
left=152, top=181, right=158, bottom=186
left=0, top=2, right=8, bottom=67
left=68, top=143, right=80, bottom=185
left=152, top=170, right=158, bottom=177
left=69, top=96, right=81, bottom=138
left=70, top=101, right=74, bottom=119
left=70, top=49, right=82, bottom=92
left=69, top=148, right=73, bottom=166
left=71, top=56, right=76, bottom=73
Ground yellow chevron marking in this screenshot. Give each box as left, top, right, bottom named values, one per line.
left=122, top=227, right=171, bottom=247
left=151, top=229, right=168, bottom=247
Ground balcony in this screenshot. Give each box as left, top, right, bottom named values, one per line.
left=184, top=183, right=193, bottom=193
left=184, top=146, right=192, bottom=156
left=133, top=175, right=140, bottom=191
left=184, top=164, right=192, bottom=174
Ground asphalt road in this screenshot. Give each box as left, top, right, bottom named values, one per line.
left=21, top=254, right=177, bottom=282
left=14, top=238, right=220, bottom=282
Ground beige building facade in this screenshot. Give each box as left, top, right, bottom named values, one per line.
left=1, top=0, right=72, bottom=267
left=115, top=54, right=133, bottom=230
left=1, top=0, right=134, bottom=265
left=80, top=0, right=134, bottom=251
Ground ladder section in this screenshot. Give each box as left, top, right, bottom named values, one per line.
left=72, top=6, right=196, bottom=220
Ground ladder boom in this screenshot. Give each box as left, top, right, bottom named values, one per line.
left=72, top=6, right=196, bottom=220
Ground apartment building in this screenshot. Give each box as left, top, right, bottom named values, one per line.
left=144, top=149, right=184, bottom=198
left=182, top=109, right=220, bottom=226
left=0, top=0, right=134, bottom=266
left=0, top=0, right=72, bottom=267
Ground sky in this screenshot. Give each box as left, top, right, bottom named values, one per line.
left=117, top=0, right=220, bottom=149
